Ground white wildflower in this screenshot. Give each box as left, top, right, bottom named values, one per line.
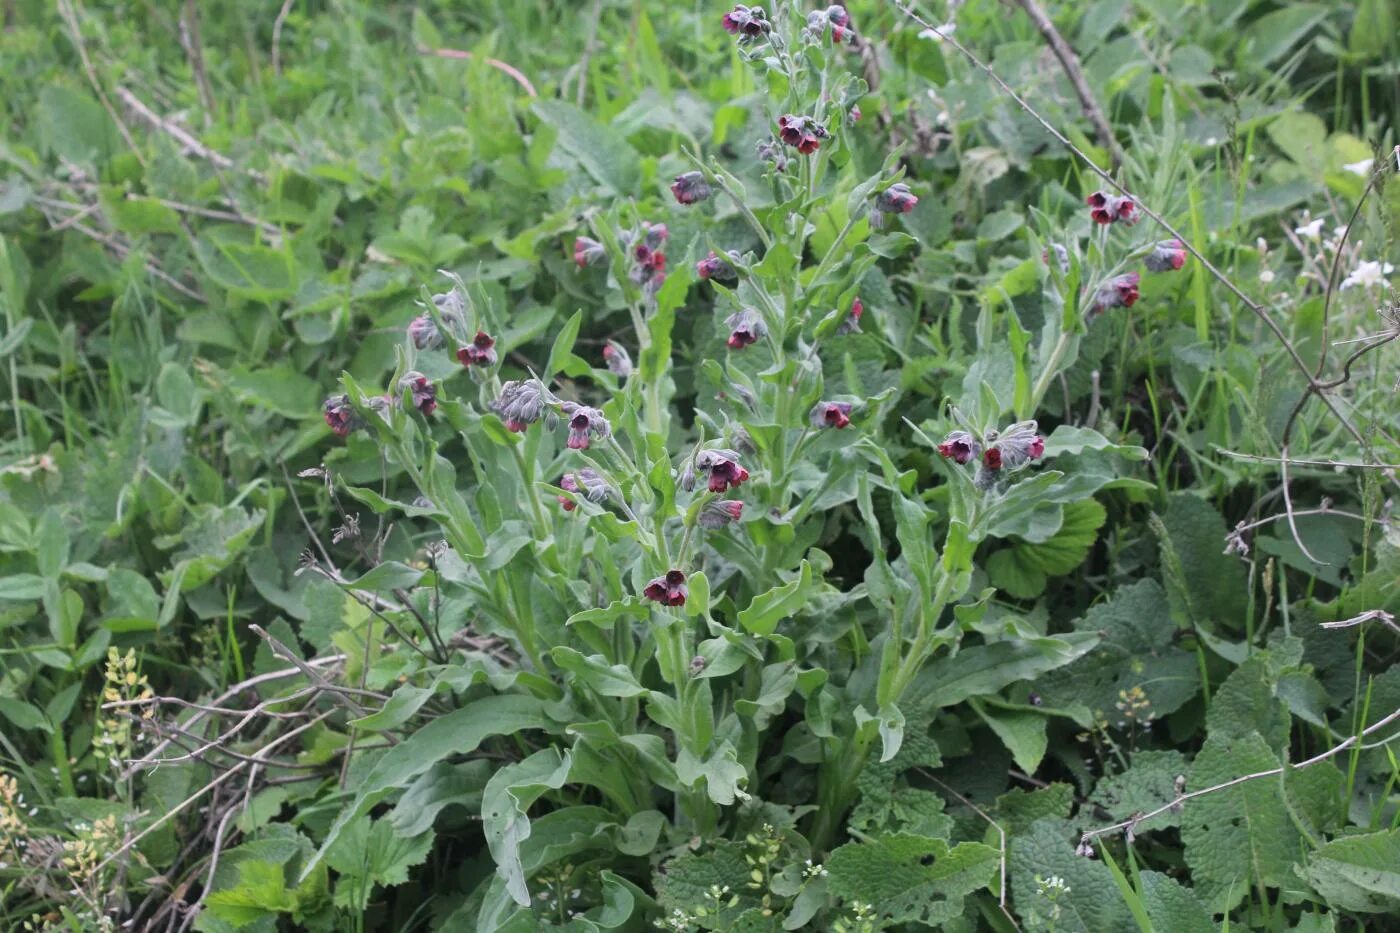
left=1341, top=260, right=1394, bottom=290
left=1294, top=217, right=1325, bottom=239
left=1342, top=158, right=1373, bottom=177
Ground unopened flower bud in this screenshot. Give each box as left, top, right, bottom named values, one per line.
left=490, top=379, right=548, bottom=431
left=1087, top=272, right=1140, bottom=320
left=721, top=4, right=770, bottom=38
left=874, top=183, right=918, bottom=215
left=573, top=236, right=606, bottom=268
left=700, top=499, right=745, bottom=529
left=1043, top=243, right=1070, bottom=275
left=697, top=250, right=740, bottom=281
left=408, top=314, right=445, bottom=350
left=1145, top=239, right=1186, bottom=272
left=603, top=340, right=633, bottom=377
left=837, top=296, right=864, bottom=335
left=398, top=371, right=437, bottom=416
left=323, top=394, right=359, bottom=437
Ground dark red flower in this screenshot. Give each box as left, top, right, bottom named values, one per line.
left=323, top=394, right=358, bottom=437
left=695, top=449, right=750, bottom=493
left=875, top=183, right=918, bottom=215
left=777, top=114, right=827, bottom=154
left=457, top=331, right=497, bottom=367
left=838, top=296, right=864, bottom=335
left=1089, top=272, right=1141, bottom=318
left=725, top=309, right=766, bottom=350
left=810, top=400, right=853, bottom=429
left=1146, top=239, right=1186, bottom=272
left=721, top=4, right=769, bottom=37
left=558, top=473, right=580, bottom=512
left=936, top=430, right=980, bottom=465
left=643, top=569, right=688, bottom=606
left=983, top=447, right=1003, bottom=470
left=670, top=171, right=712, bottom=205
left=982, top=421, right=1045, bottom=472
left=1086, top=191, right=1138, bottom=225
left=562, top=402, right=610, bottom=450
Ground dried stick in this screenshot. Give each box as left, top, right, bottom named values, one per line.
left=179, top=0, right=216, bottom=123
left=271, top=0, right=295, bottom=77
left=1320, top=610, right=1400, bottom=637
left=1008, top=0, right=1122, bottom=170
left=114, top=86, right=266, bottom=183
left=918, top=768, right=1019, bottom=930
left=419, top=45, right=539, bottom=98
left=1079, top=702, right=1400, bottom=846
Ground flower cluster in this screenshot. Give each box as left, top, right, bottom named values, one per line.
left=643, top=569, right=688, bottom=606
left=562, top=402, right=610, bottom=450
left=1145, top=239, right=1186, bottom=272
left=573, top=236, right=605, bottom=268
left=603, top=340, right=632, bottom=377
left=810, top=400, right=852, bottom=429
left=1086, top=190, right=1138, bottom=226
left=804, top=4, right=855, bottom=42
left=871, top=182, right=917, bottom=228
left=777, top=114, right=828, bottom=154
left=623, top=222, right=669, bottom=296
left=323, top=394, right=359, bottom=437
left=699, top=499, right=745, bottom=529
left=491, top=379, right=549, bottom=432
left=399, top=371, right=437, bottom=416
left=557, top=469, right=609, bottom=512
left=1088, top=272, right=1140, bottom=319
left=694, top=449, right=750, bottom=493
left=721, top=4, right=769, bottom=39
left=457, top=331, right=497, bottom=367
left=697, top=249, right=740, bottom=281
left=937, top=421, right=1045, bottom=483
left=94, top=647, right=155, bottom=769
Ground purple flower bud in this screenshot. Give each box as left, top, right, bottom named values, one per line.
left=728, top=424, right=756, bottom=455
left=398, top=371, right=437, bottom=416
left=1088, top=272, right=1140, bottom=319
left=696, top=250, right=739, bottom=281
left=490, top=380, right=548, bottom=432
left=725, top=309, right=766, bottom=350
left=558, top=468, right=609, bottom=512
left=558, top=473, right=580, bottom=512
left=457, top=331, right=497, bottom=367
left=1145, top=239, right=1186, bottom=272
left=806, top=5, right=855, bottom=42
left=875, top=183, right=918, bottom=215
left=982, top=421, right=1045, bottom=472
left=603, top=340, right=633, bottom=377
left=643, top=569, right=688, bottom=606
left=408, top=314, right=444, bottom=350
left=936, top=430, right=980, bottom=465
left=699, top=500, right=745, bottom=529
left=757, top=137, right=790, bottom=173
left=628, top=241, right=667, bottom=295
left=721, top=4, right=769, bottom=38
left=696, top=449, right=749, bottom=493
left=679, top=459, right=697, bottom=492
left=323, top=394, right=359, bottom=437
left=847, top=104, right=862, bottom=126
left=670, top=171, right=712, bottom=206
left=1043, top=243, right=1070, bottom=275
left=562, top=402, right=610, bottom=450
left=810, top=400, right=853, bottom=429
left=432, top=289, right=466, bottom=317
left=1086, top=191, right=1139, bottom=226
left=573, top=236, right=606, bottom=268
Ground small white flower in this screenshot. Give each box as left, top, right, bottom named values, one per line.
left=1343, top=158, right=1374, bottom=177
left=1205, top=136, right=1219, bottom=147
left=1294, top=217, right=1325, bottom=239
left=917, top=22, right=956, bottom=41
left=1341, top=260, right=1394, bottom=290
left=1259, top=269, right=1276, bottom=284
left=1256, top=237, right=1269, bottom=254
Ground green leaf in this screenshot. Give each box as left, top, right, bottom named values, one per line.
left=1303, top=829, right=1400, bottom=913
left=342, top=561, right=425, bottom=592
left=193, top=233, right=298, bottom=301
left=1157, top=493, right=1247, bottom=630
left=1182, top=732, right=1343, bottom=911
left=551, top=646, right=648, bottom=697
left=1009, top=819, right=1135, bottom=933
left=302, top=695, right=552, bottom=881
left=0, top=697, right=50, bottom=733
left=326, top=816, right=434, bottom=910
left=1348, top=0, right=1395, bottom=57
left=987, top=499, right=1106, bottom=598
left=348, top=683, right=435, bottom=731
left=204, top=859, right=296, bottom=924
left=973, top=700, right=1047, bottom=773
left=36, top=508, right=69, bottom=578
left=826, top=834, right=999, bottom=927
left=483, top=747, right=573, bottom=906
left=544, top=309, right=583, bottom=380
left=531, top=100, right=640, bottom=195
left=1088, top=749, right=1189, bottom=833
left=0, top=573, right=45, bottom=601
left=36, top=85, right=118, bottom=167
left=1042, top=425, right=1148, bottom=459
left=909, top=634, right=1100, bottom=713
left=737, top=560, right=813, bottom=636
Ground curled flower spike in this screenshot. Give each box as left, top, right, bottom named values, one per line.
left=725, top=309, right=766, bottom=350
left=805, top=5, right=855, bottom=42
left=490, top=380, right=548, bottom=432
left=603, top=340, right=633, bottom=377
left=936, top=430, right=980, bottom=465
left=323, top=394, right=359, bottom=437
left=573, top=236, right=606, bottom=268
left=558, top=468, right=608, bottom=512
left=1145, top=239, right=1186, bottom=272
left=777, top=114, right=828, bottom=154
left=721, top=4, right=769, bottom=38
left=1086, top=191, right=1138, bottom=225
left=562, top=402, right=610, bottom=450
left=696, top=448, right=750, bottom=493
left=643, top=569, right=688, bottom=606
left=628, top=239, right=667, bottom=295
left=757, top=137, right=790, bottom=173
left=670, top=171, right=712, bottom=205
left=847, top=104, right=862, bottom=126
left=457, top=331, right=497, bottom=367
left=875, top=183, right=919, bottom=215
left=1088, top=272, right=1141, bottom=319
left=810, top=401, right=853, bottom=429
left=1043, top=243, right=1070, bottom=275
left=700, top=500, right=745, bottom=529
left=837, top=296, right=864, bottom=335
left=982, top=421, right=1045, bottom=472
left=622, top=221, right=668, bottom=252
left=697, top=249, right=740, bottom=281
left=432, top=288, right=466, bottom=317
left=398, top=372, right=437, bottom=416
